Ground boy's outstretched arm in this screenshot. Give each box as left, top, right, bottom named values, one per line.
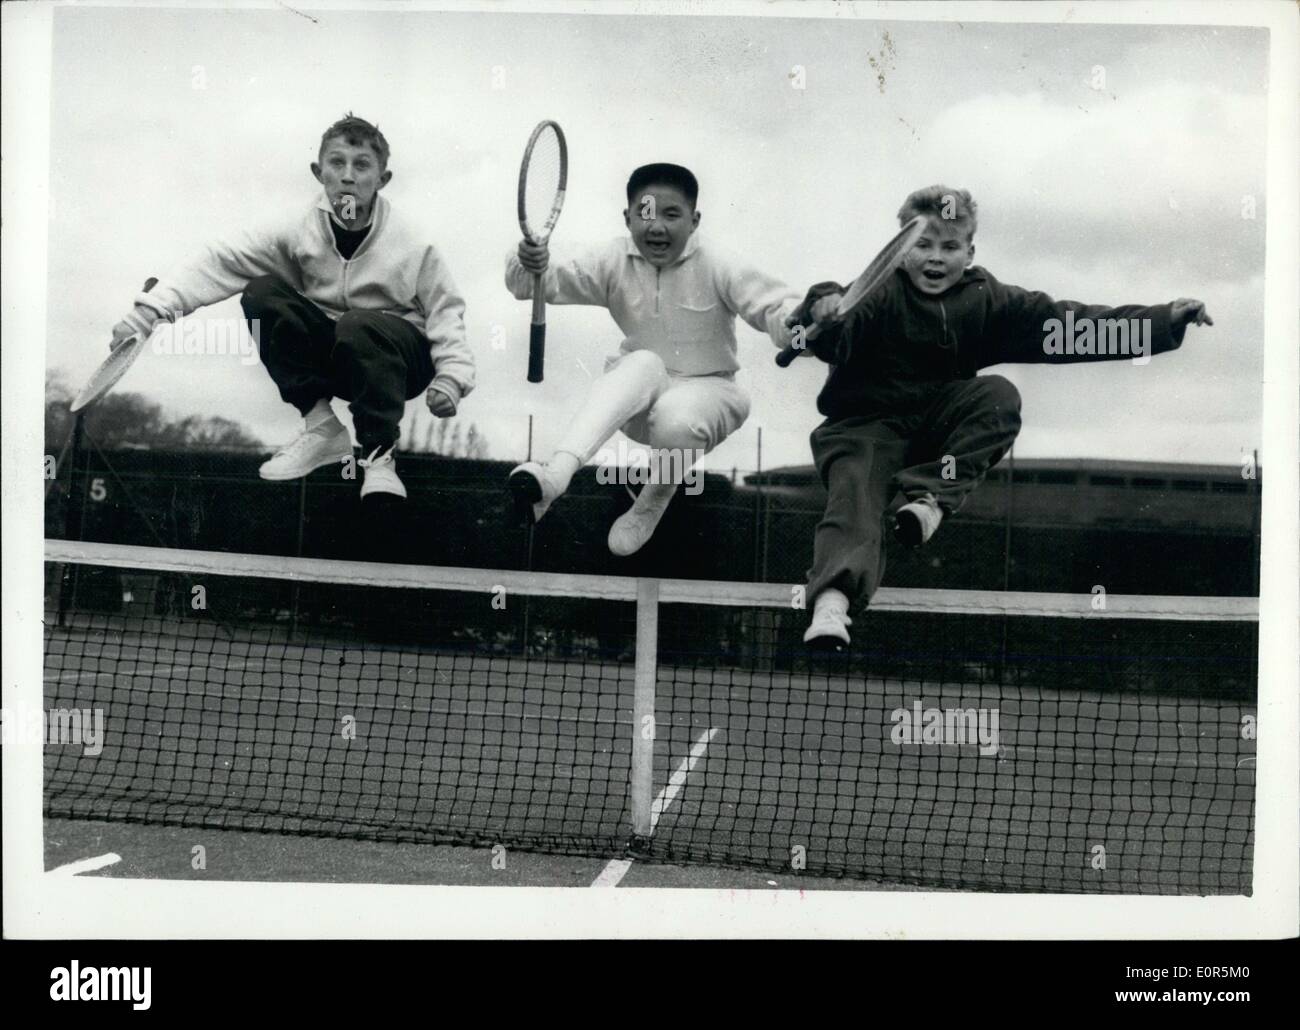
left=976, top=276, right=1213, bottom=367
left=1170, top=297, right=1214, bottom=328
left=110, top=221, right=298, bottom=348
left=717, top=260, right=806, bottom=350
left=417, top=244, right=473, bottom=417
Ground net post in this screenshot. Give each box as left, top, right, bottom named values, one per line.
left=1251, top=448, right=1261, bottom=596
left=631, top=577, right=659, bottom=840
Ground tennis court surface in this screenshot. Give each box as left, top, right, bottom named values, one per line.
left=43, top=540, right=1256, bottom=894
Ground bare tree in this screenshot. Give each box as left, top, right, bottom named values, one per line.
left=46, top=371, right=263, bottom=452
left=398, top=404, right=489, bottom=458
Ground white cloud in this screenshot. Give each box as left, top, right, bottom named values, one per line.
left=911, top=83, right=1266, bottom=283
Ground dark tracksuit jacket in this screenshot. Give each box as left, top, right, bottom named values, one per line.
left=804, top=265, right=1188, bottom=605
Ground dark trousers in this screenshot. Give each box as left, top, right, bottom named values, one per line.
left=805, top=375, right=1022, bottom=604
left=241, top=275, right=433, bottom=452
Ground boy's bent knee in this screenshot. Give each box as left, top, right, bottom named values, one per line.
left=334, top=310, right=402, bottom=353
left=645, top=389, right=737, bottom=453
left=336, top=309, right=388, bottom=335
left=645, top=399, right=710, bottom=450
left=978, top=374, right=1021, bottom=411
left=646, top=419, right=710, bottom=453
left=241, top=275, right=295, bottom=310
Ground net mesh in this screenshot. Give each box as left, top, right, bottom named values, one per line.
left=42, top=542, right=1256, bottom=893
left=646, top=597, right=1255, bottom=892
left=521, top=125, right=564, bottom=240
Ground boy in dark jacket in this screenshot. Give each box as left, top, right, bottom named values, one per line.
left=787, top=185, right=1213, bottom=646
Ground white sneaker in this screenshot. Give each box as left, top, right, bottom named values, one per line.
left=607, top=486, right=675, bottom=557
left=259, top=417, right=352, bottom=481
left=894, top=494, right=944, bottom=547
left=803, top=594, right=852, bottom=647
left=359, top=445, right=406, bottom=499
left=508, top=461, right=563, bottom=524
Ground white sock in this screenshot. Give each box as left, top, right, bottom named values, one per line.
left=305, top=398, right=335, bottom=430
left=813, top=588, right=850, bottom=617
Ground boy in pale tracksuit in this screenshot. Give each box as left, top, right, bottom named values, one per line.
left=111, top=114, right=472, bottom=500
left=788, top=185, right=1214, bottom=646
left=506, top=163, right=801, bottom=555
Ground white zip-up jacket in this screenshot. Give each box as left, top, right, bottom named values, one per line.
left=136, top=193, right=474, bottom=397
left=505, top=235, right=799, bottom=377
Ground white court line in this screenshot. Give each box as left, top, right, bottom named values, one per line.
left=590, top=858, right=635, bottom=887
left=49, top=853, right=122, bottom=877
left=651, top=727, right=719, bottom=824
left=591, top=727, right=718, bottom=888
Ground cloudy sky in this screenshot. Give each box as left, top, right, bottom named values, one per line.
left=44, top=6, right=1268, bottom=472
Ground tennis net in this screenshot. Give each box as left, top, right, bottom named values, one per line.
left=43, top=540, right=1257, bottom=893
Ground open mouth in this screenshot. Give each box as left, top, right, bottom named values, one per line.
left=922, top=269, right=947, bottom=282
left=645, top=239, right=671, bottom=255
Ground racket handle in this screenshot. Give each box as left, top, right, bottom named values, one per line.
left=528, top=274, right=546, bottom=383
left=775, top=320, right=824, bottom=367
left=109, top=277, right=161, bottom=354
left=528, top=323, right=545, bottom=383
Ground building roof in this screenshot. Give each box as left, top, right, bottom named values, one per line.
left=744, top=457, right=1258, bottom=487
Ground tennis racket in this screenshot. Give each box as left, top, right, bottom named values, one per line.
left=71, top=277, right=160, bottom=412
left=517, top=120, right=568, bottom=383
left=776, top=215, right=925, bottom=367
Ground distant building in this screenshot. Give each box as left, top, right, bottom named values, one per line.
left=743, top=458, right=1261, bottom=533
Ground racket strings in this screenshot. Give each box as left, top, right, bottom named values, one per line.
left=836, top=217, right=925, bottom=314
left=838, top=274, right=880, bottom=312
left=522, top=130, right=563, bottom=239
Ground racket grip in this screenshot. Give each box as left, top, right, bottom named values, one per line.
left=528, top=273, right=546, bottom=383
left=109, top=277, right=161, bottom=354
left=775, top=320, right=824, bottom=367
left=528, top=323, right=545, bottom=383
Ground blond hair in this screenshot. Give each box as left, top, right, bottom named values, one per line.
left=898, top=185, right=978, bottom=240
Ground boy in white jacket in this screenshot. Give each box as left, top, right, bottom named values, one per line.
left=111, top=114, right=473, bottom=499
left=506, top=163, right=800, bottom=555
